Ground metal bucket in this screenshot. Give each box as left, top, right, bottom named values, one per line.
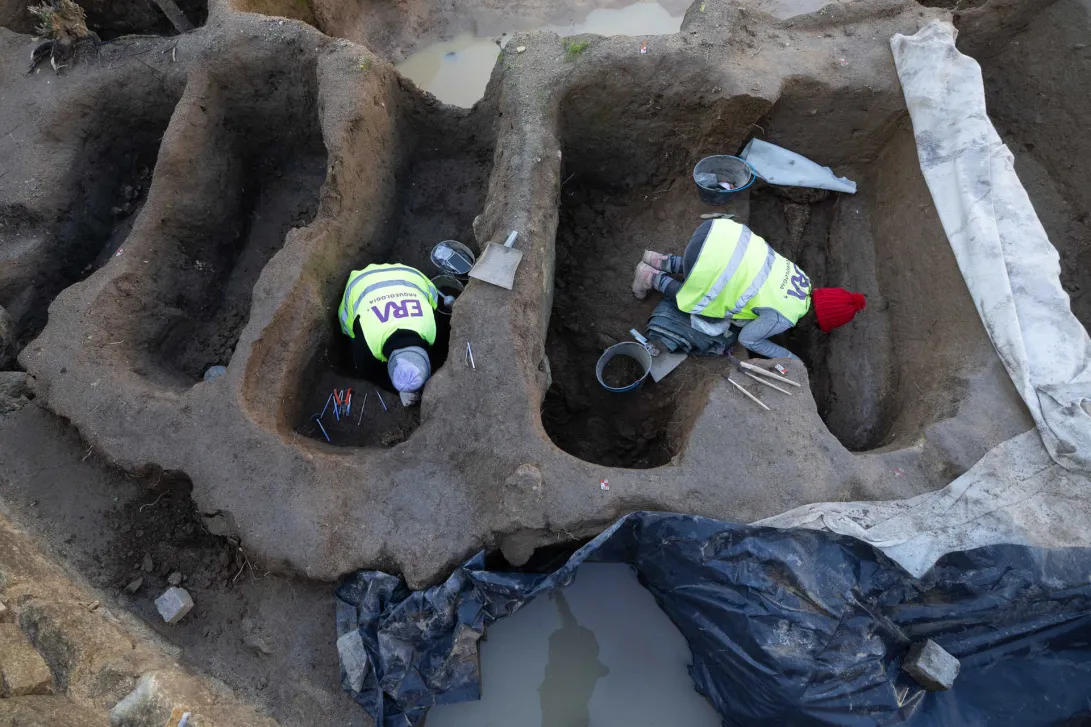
left=692, top=155, right=756, bottom=205
left=431, top=240, right=476, bottom=279
left=596, top=342, right=653, bottom=393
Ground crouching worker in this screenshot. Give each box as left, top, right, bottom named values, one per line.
left=339, top=264, right=453, bottom=406
left=632, top=219, right=866, bottom=360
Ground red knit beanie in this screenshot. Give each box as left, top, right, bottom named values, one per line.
left=813, top=288, right=866, bottom=332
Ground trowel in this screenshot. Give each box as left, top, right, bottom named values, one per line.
left=631, top=329, right=687, bottom=383
left=650, top=352, right=687, bottom=382
left=469, top=230, right=522, bottom=290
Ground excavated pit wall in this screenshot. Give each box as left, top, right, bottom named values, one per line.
left=3, top=0, right=1042, bottom=586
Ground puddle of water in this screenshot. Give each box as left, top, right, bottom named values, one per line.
left=395, top=33, right=504, bottom=109
left=396, top=0, right=686, bottom=108
left=396, top=0, right=845, bottom=107
left=425, top=563, right=721, bottom=727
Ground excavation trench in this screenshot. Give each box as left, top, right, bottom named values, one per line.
left=1, top=0, right=210, bottom=37
left=112, top=55, right=325, bottom=389
left=543, top=78, right=981, bottom=464
left=82, top=0, right=208, bottom=38
left=977, top=0, right=1091, bottom=333
left=0, top=83, right=182, bottom=346
left=293, top=102, right=495, bottom=448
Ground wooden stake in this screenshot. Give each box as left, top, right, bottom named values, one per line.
left=743, top=371, right=793, bottom=396
left=726, top=376, right=770, bottom=411
left=738, top=360, right=801, bottom=387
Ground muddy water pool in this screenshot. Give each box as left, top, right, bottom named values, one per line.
left=425, top=563, right=720, bottom=726
left=396, top=0, right=846, bottom=107
left=396, top=0, right=687, bottom=107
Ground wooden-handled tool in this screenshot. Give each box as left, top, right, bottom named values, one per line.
left=742, top=371, right=792, bottom=395
left=724, top=375, right=771, bottom=411
left=737, top=360, right=800, bottom=387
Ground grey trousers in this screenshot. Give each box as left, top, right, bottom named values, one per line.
left=736, top=308, right=798, bottom=360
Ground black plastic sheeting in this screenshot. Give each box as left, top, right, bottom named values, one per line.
left=335, top=512, right=1091, bottom=726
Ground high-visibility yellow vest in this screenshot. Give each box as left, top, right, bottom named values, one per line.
left=676, top=219, right=812, bottom=324
left=338, top=264, right=439, bottom=362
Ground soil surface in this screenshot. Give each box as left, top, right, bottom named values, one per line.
left=0, top=405, right=366, bottom=726
left=601, top=354, right=646, bottom=388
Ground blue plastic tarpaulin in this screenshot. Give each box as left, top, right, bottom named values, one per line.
left=336, top=512, right=1091, bottom=726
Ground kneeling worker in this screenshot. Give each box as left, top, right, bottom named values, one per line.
left=632, top=218, right=866, bottom=359
left=339, top=263, right=453, bottom=405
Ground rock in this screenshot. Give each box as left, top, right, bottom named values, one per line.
left=203, top=365, right=227, bottom=382
left=241, top=617, right=273, bottom=655
left=167, top=571, right=183, bottom=586
left=243, top=630, right=274, bottom=656
left=0, top=600, right=7, bottom=621
left=505, top=464, right=543, bottom=494
left=903, top=639, right=960, bottom=691
left=0, top=305, right=16, bottom=369
left=516, top=45, right=526, bottom=53
left=124, top=577, right=143, bottom=594
left=109, top=672, right=174, bottom=726
left=142, top=553, right=153, bottom=573
left=201, top=510, right=239, bottom=540
left=0, top=623, right=54, bottom=696
left=337, top=629, right=369, bottom=693
left=499, top=531, right=537, bottom=566
left=154, top=588, right=194, bottom=625
left=0, top=371, right=31, bottom=414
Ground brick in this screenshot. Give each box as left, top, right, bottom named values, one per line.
left=0, top=623, right=53, bottom=697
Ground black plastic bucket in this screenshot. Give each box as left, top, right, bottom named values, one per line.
left=692, top=155, right=756, bottom=205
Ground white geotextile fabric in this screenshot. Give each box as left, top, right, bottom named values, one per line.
left=740, top=138, right=858, bottom=194
left=757, top=21, right=1091, bottom=575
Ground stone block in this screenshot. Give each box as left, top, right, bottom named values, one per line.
left=154, top=588, right=194, bottom=625
left=903, top=639, right=960, bottom=691
left=336, top=629, right=369, bottom=693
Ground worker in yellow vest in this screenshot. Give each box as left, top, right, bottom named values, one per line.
left=632, top=219, right=865, bottom=359
left=338, top=263, right=453, bottom=405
